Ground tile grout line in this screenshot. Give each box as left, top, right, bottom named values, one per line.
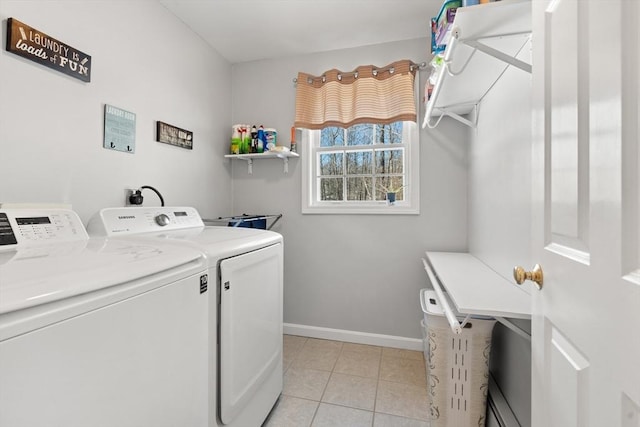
left=335, top=342, right=376, bottom=427
left=301, top=337, right=322, bottom=427
left=310, top=341, right=343, bottom=427
left=282, top=337, right=430, bottom=426
left=318, top=341, right=344, bottom=402
left=372, top=345, right=383, bottom=426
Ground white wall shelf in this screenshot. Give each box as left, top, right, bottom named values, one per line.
left=225, top=151, right=299, bottom=174
left=423, top=0, right=532, bottom=129
left=423, top=251, right=531, bottom=339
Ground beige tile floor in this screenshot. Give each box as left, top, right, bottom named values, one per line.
left=262, top=335, right=431, bottom=427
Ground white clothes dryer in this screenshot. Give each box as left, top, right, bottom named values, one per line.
left=87, top=206, right=284, bottom=427
left=0, top=209, right=210, bottom=427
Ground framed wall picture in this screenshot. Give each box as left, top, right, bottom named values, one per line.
left=104, top=104, right=136, bottom=153
left=156, top=121, right=193, bottom=150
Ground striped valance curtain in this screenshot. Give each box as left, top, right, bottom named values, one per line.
left=294, top=60, right=418, bottom=130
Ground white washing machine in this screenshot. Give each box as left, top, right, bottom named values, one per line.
left=87, top=206, right=283, bottom=427
left=0, top=209, right=210, bottom=427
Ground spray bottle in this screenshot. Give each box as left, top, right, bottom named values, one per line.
left=231, top=125, right=241, bottom=154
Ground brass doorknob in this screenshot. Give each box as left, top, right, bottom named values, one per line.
left=513, top=264, right=544, bottom=290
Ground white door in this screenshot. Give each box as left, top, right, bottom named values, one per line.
left=531, top=1, right=640, bottom=426
left=218, top=243, right=283, bottom=425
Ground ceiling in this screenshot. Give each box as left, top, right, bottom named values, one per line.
left=159, top=0, right=441, bottom=64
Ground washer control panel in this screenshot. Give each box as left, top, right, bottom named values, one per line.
left=0, top=209, right=88, bottom=249
left=87, top=207, right=204, bottom=236
left=155, top=213, right=171, bottom=227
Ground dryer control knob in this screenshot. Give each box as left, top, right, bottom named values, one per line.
left=155, top=213, right=171, bottom=226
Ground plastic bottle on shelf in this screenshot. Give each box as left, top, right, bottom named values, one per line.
left=240, top=125, right=250, bottom=154
left=257, top=125, right=266, bottom=153
left=250, top=125, right=258, bottom=153
left=230, top=125, right=241, bottom=154
left=264, top=128, right=277, bottom=151
left=290, top=126, right=297, bottom=153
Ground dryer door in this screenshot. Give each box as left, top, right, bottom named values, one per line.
left=219, top=243, right=283, bottom=425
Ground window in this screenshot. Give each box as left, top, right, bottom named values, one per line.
left=302, top=121, right=419, bottom=214
left=295, top=59, right=420, bottom=214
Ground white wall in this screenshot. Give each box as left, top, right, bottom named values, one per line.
left=468, top=48, right=533, bottom=427
left=0, top=0, right=232, bottom=223
left=468, top=69, right=533, bottom=280
left=230, top=38, right=469, bottom=340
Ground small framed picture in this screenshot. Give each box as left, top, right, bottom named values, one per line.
left=156, top=121, right=193, bottom=150
left=104, top=104, right=136, bottom=153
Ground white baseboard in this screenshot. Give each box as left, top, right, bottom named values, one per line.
left=283, top=323, right=423, bottom=351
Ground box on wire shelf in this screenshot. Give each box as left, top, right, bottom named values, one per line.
left=430, top=0, right=461, bottom=54
left=419, top=288, right=496, bottom=427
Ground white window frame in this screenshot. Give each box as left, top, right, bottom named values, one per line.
left=301, top=121, right=420, bottom=215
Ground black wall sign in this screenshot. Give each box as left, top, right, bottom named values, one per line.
left=5, top=18, right=92, bottom=82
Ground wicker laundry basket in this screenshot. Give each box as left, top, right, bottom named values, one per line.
left=420, top=289, right=496, bottom=427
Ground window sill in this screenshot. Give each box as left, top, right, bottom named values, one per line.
left=302, top=203, right=419, bottom=215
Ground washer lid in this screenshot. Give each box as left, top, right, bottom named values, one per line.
left=0, top=237, right=205, bottom=314
left=150, top=226, right=282, bottom=259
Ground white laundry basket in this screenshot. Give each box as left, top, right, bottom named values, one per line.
left=420, top=289, right=496, bottom=427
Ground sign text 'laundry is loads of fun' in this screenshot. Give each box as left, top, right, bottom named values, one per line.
left=5, top=18, right=92, bottom=82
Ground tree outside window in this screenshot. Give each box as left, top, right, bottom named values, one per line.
left=317, top=122, right=406, bottom=203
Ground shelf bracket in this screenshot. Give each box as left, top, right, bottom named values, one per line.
left=226, top=152, right=298, bottom=174
left=494, top=316, right=531, bottom=342
left=423, top=113, right=445, bottom=130
left=444, top=48, right=477, bottom=76
left=435, top=104, right=478, bottom=129
left=461, top=39, right=532, bottom=74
